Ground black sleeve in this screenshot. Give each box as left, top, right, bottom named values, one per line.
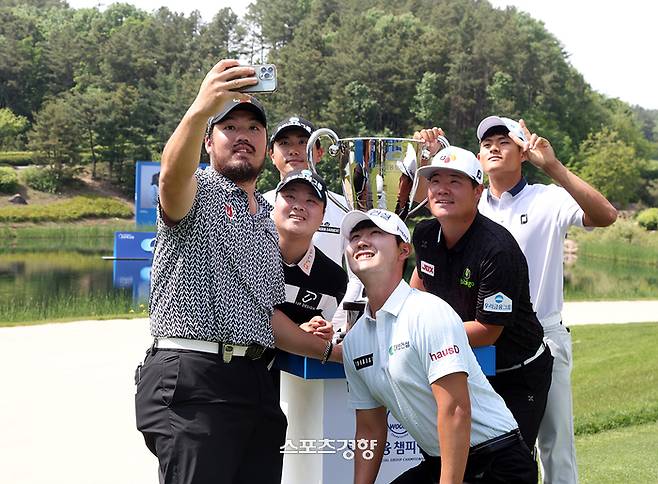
left=475, top=248, right=522, bottom=327
left=335, top=267, right=348, bottom=303
left=411, top=219, right=432, bottom=274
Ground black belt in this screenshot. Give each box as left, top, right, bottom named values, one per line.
left=469, top=429, right=523, bottom=456
left=419, top=428, right=523, bottom=462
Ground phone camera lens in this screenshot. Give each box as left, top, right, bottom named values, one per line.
left=267, top=66, right=274, bottom=73
left=260, top=66, right=267, bottom=73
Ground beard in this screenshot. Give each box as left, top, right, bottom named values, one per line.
left=215, top=156, right=265, bottom=184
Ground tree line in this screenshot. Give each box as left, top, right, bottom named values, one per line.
left=0, top=0, right=656, bottom=206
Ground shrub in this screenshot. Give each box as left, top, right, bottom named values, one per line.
left=0, top=151, right=35, bottom=166
left=0, top=196, right=133, bottom=222
left=636, top=208, right=658, bottom=231
left=0, top=167, right=19, bottom=193
left=20, top=166, right=80, bottom=193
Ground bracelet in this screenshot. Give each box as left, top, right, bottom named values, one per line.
left=321, top=341, right=333, bottom=365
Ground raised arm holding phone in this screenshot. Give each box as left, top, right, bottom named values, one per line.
left=135, top=59, right=339, bottom=484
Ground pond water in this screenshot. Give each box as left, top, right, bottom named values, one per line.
left=0, top=249, right=139, bottom=324
left=563, top=255, right=658, bottom=301
left=0, top=242, right=656, bottom=324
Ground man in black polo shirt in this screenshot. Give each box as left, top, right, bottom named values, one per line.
left=410, top=145, right=553, bottom=454
left=272, top=169, right=348, bottom=335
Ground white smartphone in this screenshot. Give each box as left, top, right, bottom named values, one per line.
left=239, top=64, right=277, bottom=93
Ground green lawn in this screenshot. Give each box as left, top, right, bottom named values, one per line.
left=571, top=323, right=658, bottom=435
left=576, top=422, right=658, bottom=483
left=571, top=323, right=658, bottom=482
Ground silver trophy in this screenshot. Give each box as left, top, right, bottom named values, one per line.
left=306, top=129, right=450, bottom=219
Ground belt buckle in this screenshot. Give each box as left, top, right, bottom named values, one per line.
left=245, top=344, right=264, bottom=360
left=222, top=344, right=234, bottom=363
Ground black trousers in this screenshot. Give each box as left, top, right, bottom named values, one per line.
left=391, top=436, right=537, bottom=484
left=488, top=346, right=554, bottom=449
left=135, top=348, right=287, bottom=484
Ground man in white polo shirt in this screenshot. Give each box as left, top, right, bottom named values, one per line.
left=341, top=209, right=536, bottom=484
left=476, top=116, right=617, bottom=483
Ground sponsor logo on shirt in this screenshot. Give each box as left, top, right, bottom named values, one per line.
left=317, top=223, right=340, bottom=234
left=483, top=292, right=512, bottom=313
left=420, top=260, right=434, bottom=276
left=459, top=267, right=474, bottom=288
left=295, top=289, right=321, bottom=309
left=429, top=345, right=460, bottom=361
left=224, top=203, right=234, bottom=219
left=353, top=353, right=374, bottom=370
left=388, top=341, right=410, bottom=355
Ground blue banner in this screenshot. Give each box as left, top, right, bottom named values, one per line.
left=135, top=161, right=209, bottom=225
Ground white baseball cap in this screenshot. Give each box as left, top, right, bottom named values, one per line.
left=340, top=209, right=410, bottom=243
left=476, top=115, right=527, bottom=142
left=416, top=146, right=484, bottom=185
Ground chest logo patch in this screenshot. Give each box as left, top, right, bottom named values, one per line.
left=388, top=341, right=410, bottom=355
left=353, top=353, right=374, bottom=370
left=224, top=203, right=234, bottom=219
left=520, top=214, right=528, bottom=224
left=459, top=267, right=474, bottom=288
left=295, top=289, right=321, bottom=309
left=317, top=222, right=340, bottom=234
left=483, top=292, right=513, bottom=313
left=420, top=260, right=434, bottom=277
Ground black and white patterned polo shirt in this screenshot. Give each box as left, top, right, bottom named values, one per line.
left=149, top=168, right=285, bottom=348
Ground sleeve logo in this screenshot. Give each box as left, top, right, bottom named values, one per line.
left=429, top=345, right=460, bottom=361
left=420, top=260, right=435, bottom=276
left=353, top=353, right=374, bottom=370
left=483, top=292, right=512, bottom=313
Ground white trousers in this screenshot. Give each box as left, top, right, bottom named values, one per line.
left=538, top=324, right=578, bottom=484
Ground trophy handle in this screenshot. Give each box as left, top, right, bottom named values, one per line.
left=408, top=135, right=451, bottom=218
left=306, top=128, right=351, bottom=213
left=306, top=128, right=340, bottom=174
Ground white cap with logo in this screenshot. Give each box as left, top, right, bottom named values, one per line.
left=340, top=209, right=410, bottom=243
left=416, top=146, right=484, bottom=185
left=476, top=115, right=527, bottom=143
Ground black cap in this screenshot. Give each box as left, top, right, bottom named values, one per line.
left=269, top=116, right=315, bottom=147
left=275, top=169, right=327, bottom=205
left=207, top=95, right=267, bottom=132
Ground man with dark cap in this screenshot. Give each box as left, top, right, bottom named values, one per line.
left=264, top=116, right=348, bottom=267
left=134, top=59, right=341, bottom=484
left=272, top=169, right=348, bottom=335
left=264, top=115, right=364, bottom=336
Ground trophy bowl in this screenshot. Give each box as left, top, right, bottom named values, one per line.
left=306, top=129, right=449, bottom=220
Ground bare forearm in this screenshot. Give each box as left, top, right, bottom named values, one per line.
left=432, top=374, right=471, bottom=484
left=437, top=406, right=470, bottom=484
left=354, top=416, right=387, bottom=484
left=463, top=320, right=502, bottom=347
left=161, top=108, right=207, bottom=184
left=544, top=161, right=617, bottom=227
